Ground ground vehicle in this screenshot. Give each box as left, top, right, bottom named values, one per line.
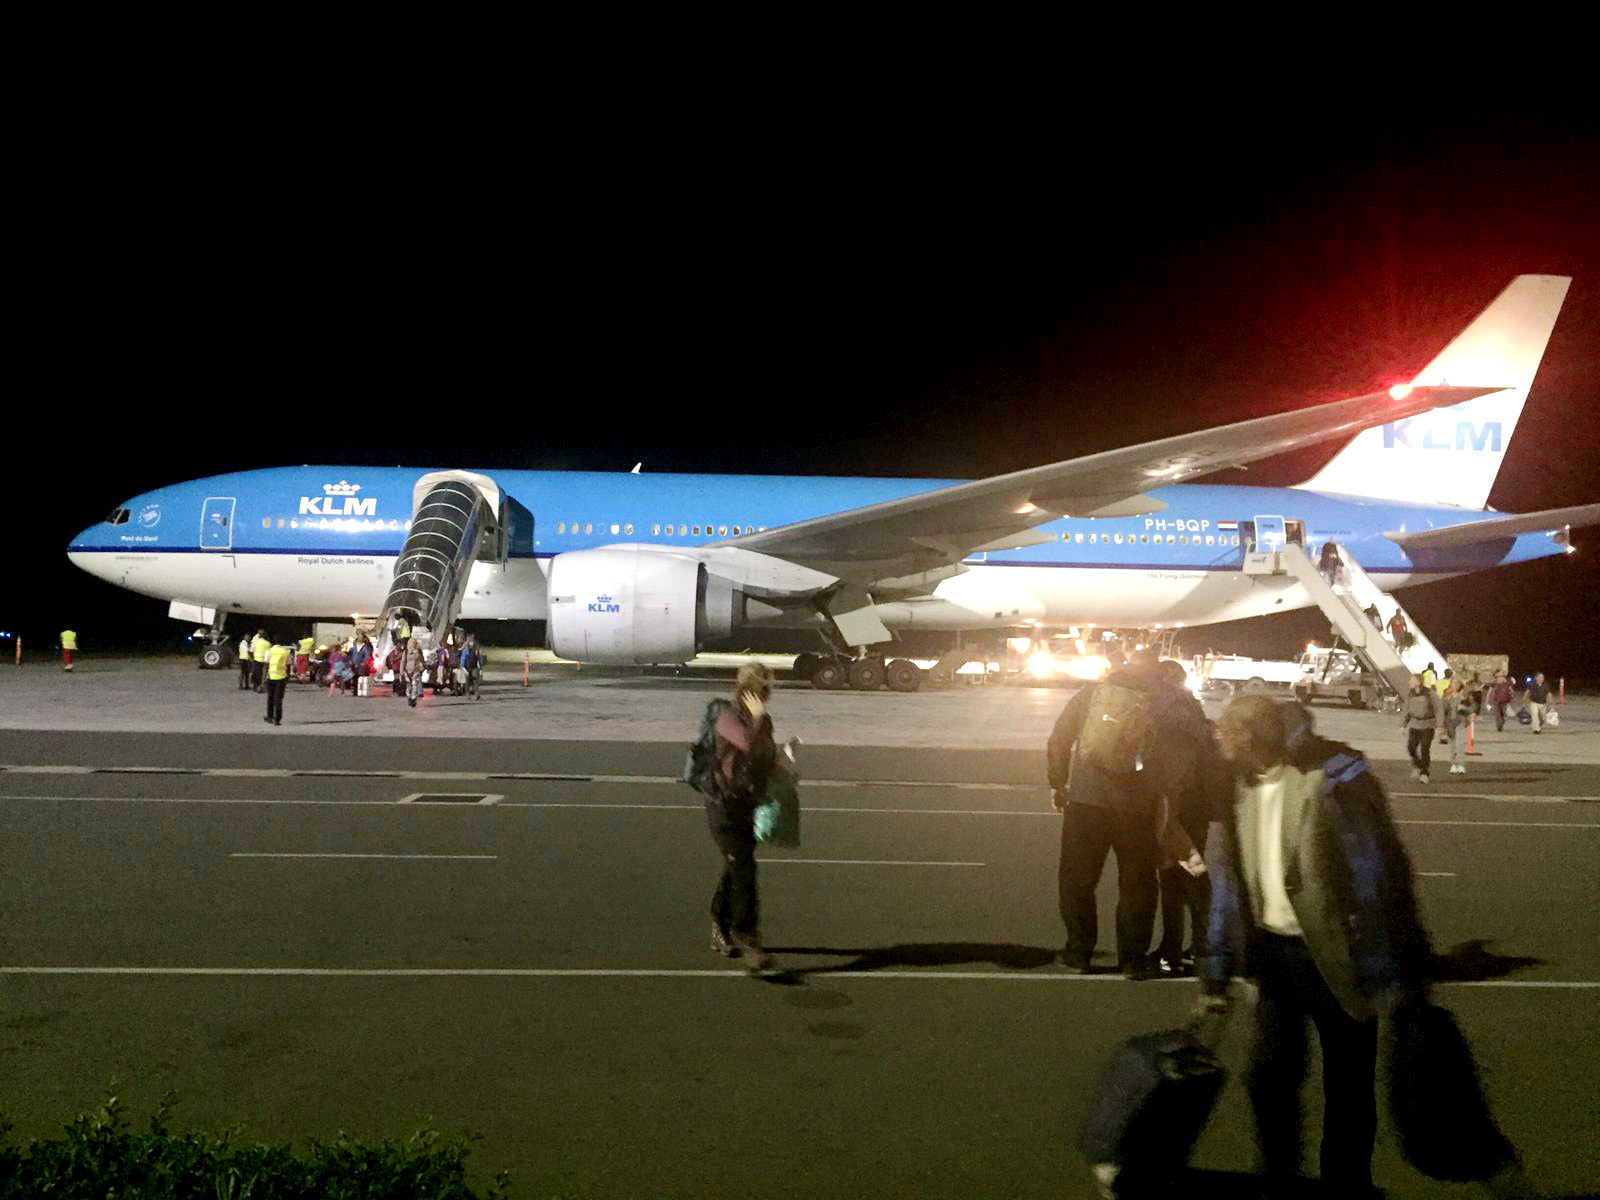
left=1197, top=655, right=1301, bottom=695
left=1293, top=647, right=1381, bottom=708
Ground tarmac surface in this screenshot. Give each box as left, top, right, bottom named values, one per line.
left=1, top=659, right=1598, bottom=1197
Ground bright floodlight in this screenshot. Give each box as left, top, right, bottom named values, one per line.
left=1389, top=384, right=1413, bottom=400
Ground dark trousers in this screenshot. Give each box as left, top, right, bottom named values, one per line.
left=1492, top=701, right=1507, bottom=731
left=1246, top=932, right=1378, bottom=1189
left=1058, top=801, right=1157, bottom=966
left=238, top=660, right=251, bottom=689
left=1406, top=728, right=1432, bottom=774
left=251, top=661, right=265, bottom=692
left=265, top=679, right=286, bottom=724
left=707, top=803, right=759, bottom=938
left=1156, top=865, right=1210, bottom=963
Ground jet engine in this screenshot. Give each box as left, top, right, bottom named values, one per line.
left=546, top=549, right=753, bottom=664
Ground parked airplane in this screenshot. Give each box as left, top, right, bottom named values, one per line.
left=70, top=275, right=1596, bottom=689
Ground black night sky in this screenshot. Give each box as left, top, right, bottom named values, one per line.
left=11, top=93, right=1599, bottom=683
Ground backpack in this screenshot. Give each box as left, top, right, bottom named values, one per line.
left=682, top=698, right=733, bottom=794
left=1075, top=682, right=1153, bottom=774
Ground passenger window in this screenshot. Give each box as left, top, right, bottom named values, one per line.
left=692, top=525, right=701, bottom=536
left=1089, top=534, right=1098, bottom=544
left=718, top=525, right=728, bottom=537
left=584, top=523, right=593, bottom=535
left=1114, top=533, right=1123, bottom=544
left=732, top=526, right=742, bottom=536
left=678, top=524, right=687, bottom=536
left=651, top=524, right=660, bottom=536
left=624, top=523, right=633, bottom=535
left=290, top=518, right=299, bottom=529
left=276, top=518, right=286, bottom=529
left=1139, top=534, right=1148, bottom=544
left=1180, top=535, right=1188, bottom=545
left=1232, top=535, right=1240, bottom=546
left=557, top=522, right=566, bottom=534
left=1206, top=535, right=1215, bottom=545
left=610, top=523, right=620, bottom=535
left=1074, top=533, right=1083, bottom=544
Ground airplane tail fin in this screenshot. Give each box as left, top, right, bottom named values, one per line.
left=1296, top=275, right=1571, bottom=509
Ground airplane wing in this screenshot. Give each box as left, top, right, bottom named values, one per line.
left=1384, top=502, right=1600, bottom=550
left=724, top=385, right=1499, bottom=582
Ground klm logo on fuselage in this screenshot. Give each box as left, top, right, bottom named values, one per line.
left=299, top=481, right=377, bottom=517
left=1382, top=420, right=1502, bottom=452
left=588, top=594, right=621, bottom=614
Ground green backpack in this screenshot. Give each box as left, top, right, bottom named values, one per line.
left=1074, top=682, right=1153, bottom=774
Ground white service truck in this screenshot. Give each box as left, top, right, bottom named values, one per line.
left=1198, top=655, right=1301, bottom=695
left=1292, top=647, right=1383, bottom=709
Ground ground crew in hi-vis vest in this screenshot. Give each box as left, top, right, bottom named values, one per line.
left=265, top=641, right=292, bottom=725
left=238, top=634, right=253, bottom=690
left=250, top=631, right=270, bottom=692
left=59, top=629, right=78, bottom=672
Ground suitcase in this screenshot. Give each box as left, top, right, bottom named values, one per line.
left=1079, top=1026, right=1226, bottom=1187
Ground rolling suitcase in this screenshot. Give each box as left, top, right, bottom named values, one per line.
left=1079, top=1024, right=1226, bottom=1195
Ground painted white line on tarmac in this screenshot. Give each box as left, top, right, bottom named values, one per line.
left=1417, top=872, right=1457, bottom=877
left=1395, top=820, right=1600, bottom=829
left=0, top=966, right=1594, bottom=987
left=230, top=853, right=498, bottom=860
left=3, top=795, right=1598, bottom=827
left=758, top=858, right=986, bottom=867
left=1392, top=791, right=1600, bottom=804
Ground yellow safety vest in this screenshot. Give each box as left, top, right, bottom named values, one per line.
left=267, top=644, right=292, bottom=681
left=298, top=637, right=314, bottom=654
left=238, top=638, right=251, bottom=661
left=60, top=630, right=78, bottom=651
left=252, top=635, right=270, bottom=663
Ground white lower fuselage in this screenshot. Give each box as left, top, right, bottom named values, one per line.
left=69, top=549, right=1440, bottom=633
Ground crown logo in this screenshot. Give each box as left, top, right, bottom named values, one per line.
left=596, top=595, right=612, bottom=604
left=323, top=481, right=361, bottom=496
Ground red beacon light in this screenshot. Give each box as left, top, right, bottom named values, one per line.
left=1388, top=383, right=1414, bottom=401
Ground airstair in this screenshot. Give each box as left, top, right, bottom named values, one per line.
left=376, top=471, right=508, bottom=661
left=1242, top=541, right=1447, bottom=697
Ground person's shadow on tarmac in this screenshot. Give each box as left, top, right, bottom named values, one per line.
left=766, top=941, right=1059, bottom=976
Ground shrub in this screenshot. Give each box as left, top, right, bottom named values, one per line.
left=0, top=1087, right=511, bottom=1198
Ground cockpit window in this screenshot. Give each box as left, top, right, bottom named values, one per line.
left=106, top=508, right=130, bottom=525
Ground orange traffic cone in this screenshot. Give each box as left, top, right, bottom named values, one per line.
left=1466, top=714, right=1477, bottom=755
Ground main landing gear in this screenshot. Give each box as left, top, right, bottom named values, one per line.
left=792, top=652, right=924, bottom=693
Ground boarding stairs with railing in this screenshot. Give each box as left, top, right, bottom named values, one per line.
left=374, top=471, right=508, bottom=665
left=1242, top=541, right=1447, bottom=697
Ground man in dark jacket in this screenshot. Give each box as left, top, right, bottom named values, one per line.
left=1048, top=657, right=1213, bottom=978
left=1203, top=696, right=1430, bottom=1195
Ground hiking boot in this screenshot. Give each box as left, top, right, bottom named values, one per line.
left=1059, top=948, right=1093, bottom=973
left=1121, top=956, right=1159, bottom=982
left=710, top=924, right=736, bottom=957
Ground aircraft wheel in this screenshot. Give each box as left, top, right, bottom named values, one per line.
left=886, top=659, right=922, bottom=692
left=792, top=652, right=819, bottom=681
left=848, top=658, right=886, bottom=691
left=198, top=645, right=229, bottom=670
left=811, top=657, right=847, bottom=690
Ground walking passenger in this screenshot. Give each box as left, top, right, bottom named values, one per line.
left=1441, top=677, right=1468, bottom=774
left=351, top=637, right=373, bottom=697
left=1151, top=662, right=1225, bottom=976
left=1525, top=672, right=1554, bottom=732
left=1203, top=696, right=1431, bottom=1195
left=1047, top=653, right=1188, bottom=978
left=1490, top=674, right=1513, bottom=732
left=1403, top=675, right=1439, bottom=783
left=264, top=639, right=291, bottom=726
left=400, top=635, right=426, bottom=707
left=705, top=663, right=778, bottom=971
